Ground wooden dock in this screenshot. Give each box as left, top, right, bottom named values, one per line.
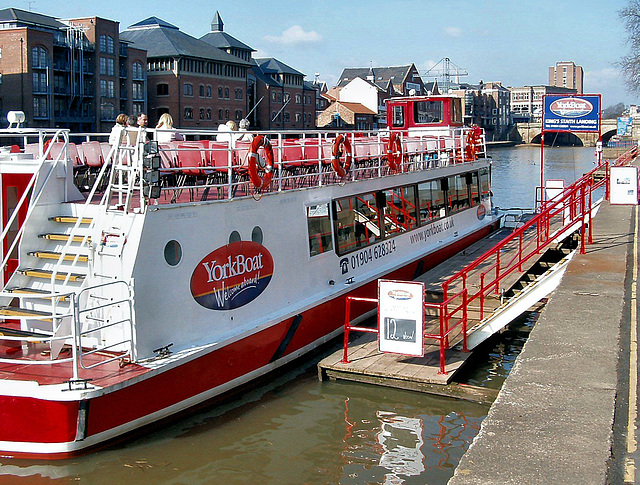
left=318, top=221, right=572, bottom=402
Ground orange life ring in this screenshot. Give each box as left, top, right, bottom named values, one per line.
left=331, top=134, right=352, bottom=178
left=248, top=135, right=275, bottom=190
left=465, top=126, right=482, bottom=161
left=387, top=132, right=403, bottom=171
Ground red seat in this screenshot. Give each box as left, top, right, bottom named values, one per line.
left=281, top=141, right=304, bottom=167
left=80, top=141, right=104, bottom=168
left=177, top=143, right=207, bottom=175
left=48, top=142, right=82, bottom=166
left=10, top=145, right=20, bottom=153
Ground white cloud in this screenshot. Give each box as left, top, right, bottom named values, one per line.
left=264, top=25, right=322, bottom=45
left=443, top=26, right=462, bottom=37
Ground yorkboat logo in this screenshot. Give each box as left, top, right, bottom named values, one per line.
left=388, top=289, right=413, bottom=300
left=191, top=241, right=274, bottom=310
left=549, top=98, right=593, bottom=118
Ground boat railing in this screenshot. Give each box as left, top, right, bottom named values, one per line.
left=135, top=127, right=483, bottom=206
left=0, top=129, right=71, bottom=283
left=0, top=280, right=134, bottom=380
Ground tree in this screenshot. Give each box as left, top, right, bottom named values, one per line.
left=603, top=102, right=626, bottom=119
left=620, top=0, right=640, bottom=93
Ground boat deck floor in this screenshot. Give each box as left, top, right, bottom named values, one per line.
left=0, top=323, right=149, bottom=388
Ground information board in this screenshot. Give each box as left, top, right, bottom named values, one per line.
left=543, top=94, right=600, bottom=133
left=378, top=279, right=425, bottom=356
left=610, top=166, right=639, bottom=205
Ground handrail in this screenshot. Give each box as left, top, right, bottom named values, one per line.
left=0, top=129, right=69, bottom=276
left=442, top=146, right=637, bottom=340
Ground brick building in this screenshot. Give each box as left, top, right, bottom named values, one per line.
left=120, top=16, right=250, bottom=129
left=0, top=7, right=146, bottom=131
left=251, top=57, right=315, bottom=130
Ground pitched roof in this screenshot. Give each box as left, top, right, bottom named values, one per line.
left=200, top=31, right=254, bottom=51
left=337, top=64, right=419, bottom=90
left=121, top=17, right=250, bottom=65
left=0, top=7, right=66, bottom=30
left=336, top=101, right=377, bottom=115
left=254, top=57, right=305, bottom=77
left=200, top=11, right=253, bottom=51
left=250, top=59, right=281, bottom=87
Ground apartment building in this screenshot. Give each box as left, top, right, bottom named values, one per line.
left=0, top=7, right=146, bottom=131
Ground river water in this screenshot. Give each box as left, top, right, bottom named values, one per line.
left=0, top=146, right=601, bottom=484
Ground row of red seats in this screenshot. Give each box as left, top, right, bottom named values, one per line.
left=23, top=141, right=111, bottom=168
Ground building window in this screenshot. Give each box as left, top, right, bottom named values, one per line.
left=218, top=109, right=223, bottom=120
left=199, top=108, right=205, bottom=120
left=100, top=102, right=115, bottom=121
left=33, top=97, right=48, bottom=118
left=32, top=46, right=48, bottom=69
left=107, top=36, right=115, bottom=54
left=295, top=113, right=301, bottom=123
left=132, top=82, right=144, bottom=100
left=284, top=112, right=290, bottom=122
left=157, top=83, right=169, bottom=96
left=132, top=62, right=144, bottom=80
left=295, top=94, right=301, bottom=104
left=235, top=110, right=243, bottom=120
left=218, top=86, right=223, bottom=98
left=184, top=107, right=193, bottom=120
left=32, top=72, right=48, bottom=93
left=235, top=88, right=243, bottom=100
left=206, top=108, right=212, bottom=120
left=183, top=83, right=193, bottom=96
left=224, top=87, right=229, bottom=99
left=225, top=109, right=229, bottom=120
left=199, top=84, right=205, bottom=97
left=99, top=35, right=107, bottom=53
left=206, top=85, right=212, bottom=97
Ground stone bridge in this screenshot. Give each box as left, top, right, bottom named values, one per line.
left=513, top=119, right=632, bottom=146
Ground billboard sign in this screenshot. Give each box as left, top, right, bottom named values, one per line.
left=618, top=116, right=633, bottom=136
left=543, top=95, right=600, bottom=133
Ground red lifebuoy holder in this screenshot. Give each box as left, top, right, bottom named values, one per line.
left=387, top=132, right=403, bottom=171
left=331, top=134, right=352, bottom=178
left=464, top=126, right=483, bottom=161
left=248, top=135, right=275, bottom=190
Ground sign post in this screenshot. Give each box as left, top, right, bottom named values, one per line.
left=378, top=279, right=425, bottom=357
left=540, top=94, right=602, bottom=205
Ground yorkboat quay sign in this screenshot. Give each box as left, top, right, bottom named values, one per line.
left=543, top=95, right=600, bottom=133
left=191, top=241, right=274, bottom=310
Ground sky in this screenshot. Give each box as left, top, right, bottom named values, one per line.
left=20, top=0, right=638, bottom=108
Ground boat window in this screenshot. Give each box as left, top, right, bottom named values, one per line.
left=251, top=226, right=263, bottom=245
left=447, top=174, right=471, bottom=213
left=414, top=101, right=443, bottom=124
left=307, top=203, right=333, bottom=256
left=479, top=168, right=491, bottom=200
left=229, top=231, right=241, bottom=243
left=451, top=98, right=462, bottom=124
left=417, top=179, right=447, bottom=224
left=469, top=171, right=481, bottom=205
left=381, top=186, right=418, bottom=237
left=391, top=105, right=405, bottom=127
left=164, top=240, right=182, bottom=266
left=333, top=193, right=381, bottom=255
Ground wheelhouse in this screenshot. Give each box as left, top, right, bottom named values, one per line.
left=386, top=95, right=464, bottom=132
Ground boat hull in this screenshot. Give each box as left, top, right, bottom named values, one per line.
left=0, top=219, right=497, bottom=459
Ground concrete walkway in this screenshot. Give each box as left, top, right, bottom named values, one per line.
left=449, top=200, right=636, bottom=484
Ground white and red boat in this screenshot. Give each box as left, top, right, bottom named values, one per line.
left=0, top=95, right=498, bottom=458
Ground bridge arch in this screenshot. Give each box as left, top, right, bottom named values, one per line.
left=530, top=132, right=584, bottom=147
left=601, top=129, right=618, bottom=145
